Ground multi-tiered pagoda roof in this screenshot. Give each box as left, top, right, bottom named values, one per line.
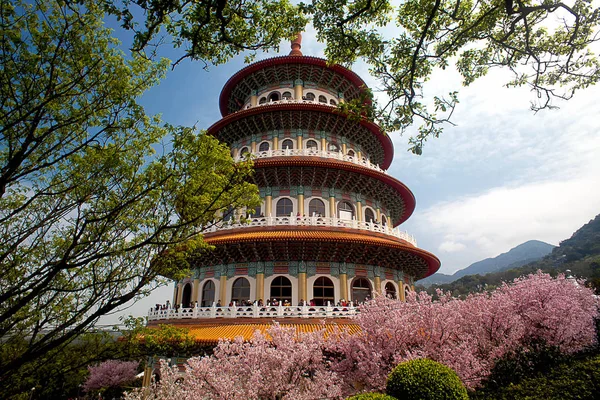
left=148, top=34, right=440, bottom=344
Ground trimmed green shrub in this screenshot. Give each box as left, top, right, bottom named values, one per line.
left=471, top=354, right=600, bottom=400
left=479, top=341, right=567, bottom=390
left=386, top=359, right=468, bottom=400
left=346, top=393, right=397, bottom=400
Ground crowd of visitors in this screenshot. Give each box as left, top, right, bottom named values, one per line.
left=149, top=298, right=361, bottom=313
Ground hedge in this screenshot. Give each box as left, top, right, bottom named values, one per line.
left=386, top=359, right=468, bottom=400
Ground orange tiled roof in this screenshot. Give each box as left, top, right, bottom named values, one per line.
left=186, top=323, right=361, bottom=344
left=201, top=228, right=441, bottom=278
left=207, top=229, right=408, bottom=247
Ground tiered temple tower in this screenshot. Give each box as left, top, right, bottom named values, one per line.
left=149, top=35, right=440, bottom=334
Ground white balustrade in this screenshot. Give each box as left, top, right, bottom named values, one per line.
left=236, top=148, right=386, bottom=174
left=204, top=215, right=417, bottom=246
left=148, top=302, right=358, bottom=321
left=247, top=98, right=337, bottom=110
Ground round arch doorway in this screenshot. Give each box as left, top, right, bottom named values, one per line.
left=351, top=278, right=372, bottom=304
left=231, top=277, right=251, bottom=304
left=385, top=282, right=397, bottom=299
left=201, top=280, right=215, bottom=307
left=313, top=276, right=335, bottom=306
left=270, top=276, right=292, bottom=304
left=181, top=283, right=192, bottom=308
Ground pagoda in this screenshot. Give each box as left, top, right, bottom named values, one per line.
left=147, top=35, right=440, bottom=341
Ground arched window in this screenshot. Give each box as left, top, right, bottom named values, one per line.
left=223, top=206, right=235, bottom=222
left=259, top=142, right=270, bottom=152
left=231, top=278, right=251, bottom=303
left=281, top=139, right=294, bottom=150
left=351, top=278, right=372, bottom=304
left=381, top=215, right=388, bottom=225
left=201, top=281, right=215, bottom=307
left=330, top=99, right=337, bottom=105
left=328, top=142, right=340, bottom=152
left=268, top=92, right=280, bottom=102
left=276, top=198, right=293, bottom=217
left=338, top=201, right=354, bottom=220
left=182, top=283, right=192, bottom=307
left=240, top=147, right=249, bottom=156
left=306, top=139, right=318, bottom=150
left=313, top=277, right=334, bottom=306
left=282, top=91, right=292, bottom=99
left=305, top=92, right=315, bottom=101
left=318, top=95, right=327, bottom=103
left=347, top=149, right=355, bottom=157
left=270, top=276, right=292, bottom=303
left=365, top=208, right=375, bottom=223
left=259, top=97, right=267, bottom=104
left=385, top=282, right=397, bottom=299
left=309, top=198, right=326, bottom=217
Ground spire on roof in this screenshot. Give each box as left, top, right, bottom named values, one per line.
left=289, top=33, right=302, bottom=56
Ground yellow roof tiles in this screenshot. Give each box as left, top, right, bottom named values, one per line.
left=186, top=323, right=361, bottom=344
left=206, top=229, right=411, bottom=247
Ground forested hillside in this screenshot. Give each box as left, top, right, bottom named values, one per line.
left=420, top=214, right=600, bottom=297
left=420, top=240, right=555, bottom=287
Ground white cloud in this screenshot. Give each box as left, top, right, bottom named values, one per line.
left=416, top=175, right=600, bottom=274
left=439, top=240, right=467, bottom=253
left=399, top=67, right=600, bottom=276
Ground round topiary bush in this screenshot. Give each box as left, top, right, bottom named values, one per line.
left=346, top=393, right=397, bottom=400
left=386, top=359, right=468, bottom=400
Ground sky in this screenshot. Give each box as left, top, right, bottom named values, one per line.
left=100, top=22, right=600, bottom=325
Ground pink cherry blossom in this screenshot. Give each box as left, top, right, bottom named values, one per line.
left=125, top=324, right=342, bottom=400
left=83, top=360, right=139, bottom=392
left=329, top=272, right=598, bottom=392
left=124, top=272, right=598, bottom=399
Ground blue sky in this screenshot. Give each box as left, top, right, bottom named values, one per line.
left=101, top=23, right=600, bottom=325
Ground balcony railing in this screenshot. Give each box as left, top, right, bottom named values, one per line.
left=235, top=148, right=386, bottom=174
left=148, top=302, right=358, bottom=321
left=205, top=215, right=417, bottom=246
left=246, top=98, right=337, bottom=110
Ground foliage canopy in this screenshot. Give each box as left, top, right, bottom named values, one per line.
left=0, top=0, right=259, bottom=394
left=101, top=0, right=308, bottom=66
left=307, top=0, right=600, bottom=153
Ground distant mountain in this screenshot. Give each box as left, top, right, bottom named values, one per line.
left=422, top=214, right=600, bottom=296
left=454, top=240, right=556, bottom=278
left=419, top=273, right=454, bottom=286
left=419, top=240, right=555, bottom=287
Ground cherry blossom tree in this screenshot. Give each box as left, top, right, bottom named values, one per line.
left=83, top=360, right=139, bottom=392
left=328, top=272, right=599, bottom=392
left=124, top=324, right=342, bottom=400
left=123, top=272, right=598, bottom=399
